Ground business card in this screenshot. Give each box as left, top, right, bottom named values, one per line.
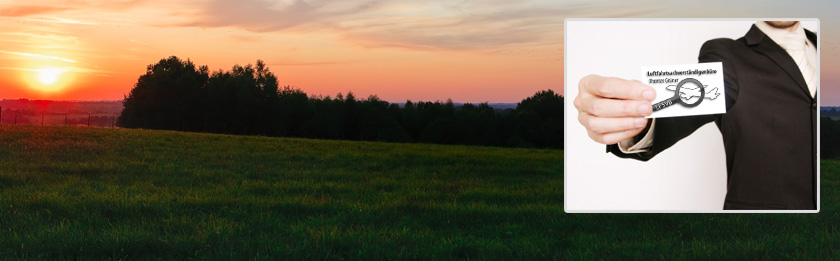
left=642, top=62, right=725, bottom=118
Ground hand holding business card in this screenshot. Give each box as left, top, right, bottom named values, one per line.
left=642, top=62, right=725, bottom=118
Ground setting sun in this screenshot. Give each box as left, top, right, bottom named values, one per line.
left=38, top=68, right=63, bottom=85
left=24, top=67, right=74, bottom=93
left=0, top=1, right=565, bottom=102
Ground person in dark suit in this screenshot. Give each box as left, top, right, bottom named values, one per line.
left=574, top=21, right=817, bottom=210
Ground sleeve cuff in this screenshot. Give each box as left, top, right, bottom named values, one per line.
left=617, top=119, right=656, bottom=154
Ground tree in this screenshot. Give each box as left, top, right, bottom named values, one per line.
left=822, top=117, right=840, bottom=158
left=119, top=56, right=566, bottom=150
left=118, top=56, right=208, bottom=130
left=509, top=89, right=564, bottom=148
left=343, top=92, right=359, bottom=139
left=276, top=86, right=310, bottom=136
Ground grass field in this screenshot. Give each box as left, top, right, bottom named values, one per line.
left=0, top=125, right=837, bottom=259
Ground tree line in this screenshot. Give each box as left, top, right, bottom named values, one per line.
left=118, top=56, right=563, bottom=149
left=822, top=117, right=840, bottom=158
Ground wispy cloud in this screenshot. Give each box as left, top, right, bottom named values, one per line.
left=0, top=1, right=596, bottom=52
left=175, top=0, right=379, bottom=32
left=0, top=66, right=42, bottom=72
left=163, top=0, right=565, bottom=52
left=268, top=57, right=348, bottom=67
left=343, top=7, right=564, bottom=51
left=0, top=50, right=77, bottom=63
left=0, top=1, right=153, bottom=17
left=0, top=66, right=111, bottom=77
left=0, top=32, right=78, bottom=41
left=0, top=5, right=71, bottom=16
left=37, top=16, right=97, bottom=25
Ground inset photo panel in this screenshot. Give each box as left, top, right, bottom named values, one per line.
left=564, top=19, right=819, bottom=212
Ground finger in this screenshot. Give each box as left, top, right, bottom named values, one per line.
left=573, top=93, right=584, bottom=111
left=589, top=127, right=647, bottom=145
left=581, top=75, right=656, bottom=101
left=631, top=80, right=657, bottom=101
left=577, top=95, right=653, bottom=117
left=579, top=113, right=648, bottom=134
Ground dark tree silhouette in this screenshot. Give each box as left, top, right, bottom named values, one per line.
left=118, top=56, right=208, bottom=130
left=119, top=56, right=565, bottom=149
left=822, top=117, right=840, bottom=158
left=508, top=89, right=564, bottom=148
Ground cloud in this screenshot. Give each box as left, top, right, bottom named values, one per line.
left=0, top=1, right=153, bottom=18
left=0, top=32, right=78, bottom=41
left=176, top=0, right=379, bottom=32
left=38, top=16, right=97, bottom=25
left=0, top=1, right=642, bottom=53
left=0, top=5, right=72, bottom=17
left=268, top=57, right=347, bottom=67
left=161, top=0, right=567, bottom=52
left=0, top=50, right=77, bottom=63
left=359, top=4, right=572, bottom=51
left=343, top=7, right=564, bottom=51
left=0, top=66, right=111, bottom=77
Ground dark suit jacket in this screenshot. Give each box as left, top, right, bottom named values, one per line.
left=608, top=24, right=817, bottom=210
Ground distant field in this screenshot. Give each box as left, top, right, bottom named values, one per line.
left=0, top=125, right=837, bottom=259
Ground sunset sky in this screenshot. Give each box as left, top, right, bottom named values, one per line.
left=1, top=0, right=839, bottom=103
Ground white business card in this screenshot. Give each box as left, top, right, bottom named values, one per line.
left=642, top=62, right=725, bottom=118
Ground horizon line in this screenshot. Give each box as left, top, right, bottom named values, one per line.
left=0, top=98, right=526, bottom=105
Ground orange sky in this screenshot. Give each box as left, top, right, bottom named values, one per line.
left=0, top=1, right=561, bottom=103
left=2, top=1, right=840, bottom=103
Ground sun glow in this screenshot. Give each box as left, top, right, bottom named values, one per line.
left=38, top=68, right=64, bottom=85
left=25, top=67, right=74, bottom=93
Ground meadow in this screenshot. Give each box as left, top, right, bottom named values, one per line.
left=0, top=125, right=837, bottom=259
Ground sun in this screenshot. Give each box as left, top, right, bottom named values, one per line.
left=26, top=67, right=73, bottom=92
left=38, top=68, right=64, bottom=85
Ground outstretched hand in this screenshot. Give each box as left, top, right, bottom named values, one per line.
left=574, top=75, right=657, bottom=144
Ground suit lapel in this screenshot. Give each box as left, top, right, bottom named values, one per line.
left=806, top=29, right=817, bottom=48
left=745, top=24, right=812, bottom=100
left=807, top=29, right=817, bottom=99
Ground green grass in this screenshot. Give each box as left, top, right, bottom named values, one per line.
left=0, top=125, right=837, bottom=259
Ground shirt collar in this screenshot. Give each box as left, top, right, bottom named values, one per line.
left=754, top=21, right=808, bottom=46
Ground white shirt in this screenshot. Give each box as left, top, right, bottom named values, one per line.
left=755, top=21, right=817, bottom=97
